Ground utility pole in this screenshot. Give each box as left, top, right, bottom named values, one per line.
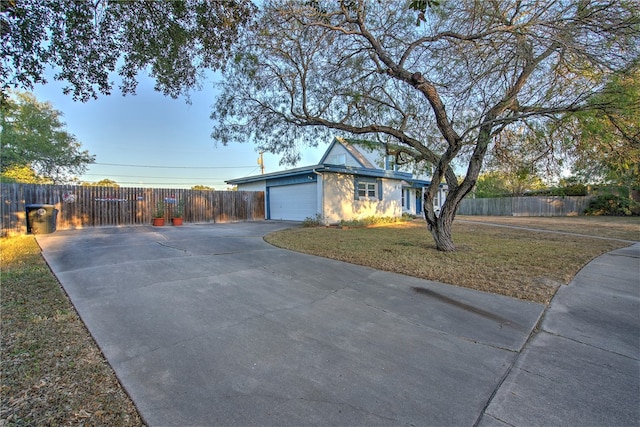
left=257, top=151, right=265, bottom=174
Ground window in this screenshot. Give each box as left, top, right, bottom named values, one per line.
left=329, top=154, right=347, bottom=165
left=358, top=182, right=377, bottom=198
left=354, top=177, right=382, bottom=200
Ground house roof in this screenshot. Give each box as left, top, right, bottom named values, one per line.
left=225, top=164, right=421, bottom=185
left=225, top=138, right=431, bottom=186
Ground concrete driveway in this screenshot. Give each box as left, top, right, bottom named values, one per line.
left=37, top=222, right=547, bottom=426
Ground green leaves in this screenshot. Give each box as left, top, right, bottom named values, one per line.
left=1, top=0, right=256, bottom=101
left=567, top=66, right=640, bottom=187
left=0, top=91, right=94, bottom=183
left=408, top=0, right=440, bottom=25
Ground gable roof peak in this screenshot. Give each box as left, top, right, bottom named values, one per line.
left=320, top=137, right=377, bottom=169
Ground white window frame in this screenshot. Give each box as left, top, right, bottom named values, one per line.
left=357, top=181, right=377, bottom=198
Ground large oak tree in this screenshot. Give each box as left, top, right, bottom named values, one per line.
left=212, top=0, right=639, bottom=251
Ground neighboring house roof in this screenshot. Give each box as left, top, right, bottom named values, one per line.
left=225, top=138, right=431, bottom=186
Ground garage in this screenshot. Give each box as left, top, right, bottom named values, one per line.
left=269, top=182, right=318, bottom=221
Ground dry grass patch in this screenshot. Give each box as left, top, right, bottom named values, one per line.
left=1, top=236, right=143, bottom=426
left=265, top=220, right=633, bottom=304
left=457, top=215, right=639, bottom=241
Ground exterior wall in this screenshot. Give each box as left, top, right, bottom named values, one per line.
left=321, top=173, right=402, bottom=224
left=235, top=181, right=266, bottom=192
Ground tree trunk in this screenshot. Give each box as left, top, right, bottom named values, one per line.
left=423, top=191, right=457, bottom=252
left=423, top=134, right=487, bottom=252
left=429, top=212, right=456, bottom=251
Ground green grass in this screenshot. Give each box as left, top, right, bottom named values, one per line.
left=265, top=218, right=637, bottom=304
left=1, top=236, right=143, bottom=426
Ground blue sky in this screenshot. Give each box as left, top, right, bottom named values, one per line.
left=31, top=73, right=329, bottom=189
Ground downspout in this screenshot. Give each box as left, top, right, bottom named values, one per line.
left=312, top=169, right=324, bottom=224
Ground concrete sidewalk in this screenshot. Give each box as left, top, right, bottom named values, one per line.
left=36, top=223, right=638, bottom=426
left=481, top=243, right=640, bottom=426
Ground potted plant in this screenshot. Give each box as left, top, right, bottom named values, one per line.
left=152, top=201, right=165, bottom=226
left=171, top=200, right=184, bottom=226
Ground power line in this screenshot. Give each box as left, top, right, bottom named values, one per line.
left=85, top=181, right=228, bottom=186
left=94, top=162, right=255, bottom=169
left=83, top=173, right=227, bottom=180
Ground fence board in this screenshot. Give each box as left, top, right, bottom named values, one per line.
left=458, top=196, right=593, bottom=216
left=1, top=184, right=265, bottom=236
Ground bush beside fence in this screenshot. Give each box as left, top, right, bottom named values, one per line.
left=457, top=196, right=592, bottom=216
left=1, top=184, right=265, bottom=236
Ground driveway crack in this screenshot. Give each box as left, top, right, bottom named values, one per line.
left=156, top=241, right=191, bottom=255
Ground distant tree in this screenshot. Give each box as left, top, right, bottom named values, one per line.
left=0, top=164, right=52, bottom=184
left=474, top=170, right=545, bottom=198
left=191, top=185, right=214, bottom=191
left=83, top=179, right=119, bottom=187
left=552, top=176, right=588, bottom=197
left=212, top=1, right=639, bottom=251
left=1, top=91, right=95, bottom=183
left=473, top=172, right=510, bottom=199
left=1, top=0, right=255, bottom=101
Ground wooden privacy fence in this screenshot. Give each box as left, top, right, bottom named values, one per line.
left=1, top=184, right=265, bottom=236
left=457, top=196, right=593, bottom=216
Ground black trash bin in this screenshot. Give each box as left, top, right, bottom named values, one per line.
left=25, top=204, right=58, bottom=234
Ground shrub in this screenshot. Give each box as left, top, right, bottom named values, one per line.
left=550, top=184, right=588, bottom=196
left=584, top=194, right=639, bottom=216
left=302, top=213, right=323, bottom=227
left=339, top=216, right=404, bottom=227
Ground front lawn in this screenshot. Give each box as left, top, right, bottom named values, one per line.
left=265, top=218, right=636, bottom=304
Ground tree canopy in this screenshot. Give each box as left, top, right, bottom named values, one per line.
left=474, top=170, right=546, bottom=198
left=0, top=164, right=52, bottom=184
left=1, top=91, right=94, bottom=183
left=191, top=185, right=215, bottom=191
left=565, top=64, right=640, bottom=190
left=212, top=0, right=639, bottom=250
left=1, top=0, right=255, bottom=101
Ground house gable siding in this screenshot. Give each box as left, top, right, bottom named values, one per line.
left=319, top=138, right=380, bottom=169
left=323, top=144, right=362, bottom=167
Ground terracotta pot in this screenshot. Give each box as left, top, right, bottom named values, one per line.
left=172, top=217, right=183, bottom=226
left=152, top=218, right=165, bottom=226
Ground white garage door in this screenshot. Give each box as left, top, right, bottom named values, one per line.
left=269, top=183, right=317, bottom=221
